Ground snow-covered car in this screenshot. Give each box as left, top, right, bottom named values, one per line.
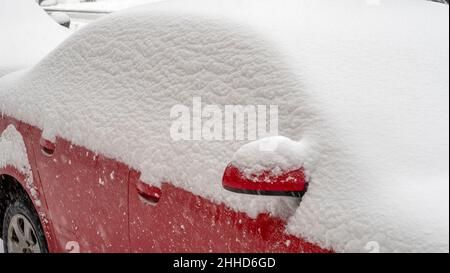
left=0, top=0, right=68, bottom=78
left=0, top=0, right=448, bottom=253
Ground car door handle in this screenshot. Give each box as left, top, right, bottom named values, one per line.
left=39, top=138, right=56, bottom=156
left=136, top=180, right=162, bottom=205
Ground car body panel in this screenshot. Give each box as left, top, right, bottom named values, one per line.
left=129, top=171, right=327, bottom=253
left=0, top=116, right=58, bottom=252
left=0, top=115, right=329, bottom=253
left=29, top=127, right=130, bottom=253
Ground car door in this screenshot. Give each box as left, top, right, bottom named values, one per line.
left=128, top=170, right=324, bottom=253
left=30, top=127, right=130, bottom=252
left=128, top=171, right=219, bottom=252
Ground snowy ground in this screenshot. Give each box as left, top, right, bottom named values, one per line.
left=0, top=240, right=3, bottom=253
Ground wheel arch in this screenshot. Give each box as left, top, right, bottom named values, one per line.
left=0, top=173, right=36, bottom=239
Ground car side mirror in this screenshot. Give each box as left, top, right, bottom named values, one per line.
left=50, top=12, right=71, bottom=28
left=222, top=136, right=310, bottom=197
left=222, top=164, right=307, bottom=197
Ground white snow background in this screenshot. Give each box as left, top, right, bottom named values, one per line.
left=0, top=0, right=448, bottom=252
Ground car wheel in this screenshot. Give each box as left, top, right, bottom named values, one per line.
left=2, top=200, right=48, bottom=253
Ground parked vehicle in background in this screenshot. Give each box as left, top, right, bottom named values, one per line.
left=0, top=0, right=68, bottom=77
left=41, top=0, right=164, bottom=29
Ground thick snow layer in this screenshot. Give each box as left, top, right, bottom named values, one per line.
left=0, top=125, right=40, bottom=207
left=0, top=0, right=69, bottom=77
left=0, top=239, right=3, bottom=253
left=231, top=136, right=319, bottom=180
left=0, top=125, right=32, bottom=181
left=0, top=0, right=448, bottom=252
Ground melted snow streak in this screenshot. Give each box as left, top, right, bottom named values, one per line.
left=0, top=0, right=448, bottom=252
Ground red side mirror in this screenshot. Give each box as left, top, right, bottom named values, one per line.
left=222, top=164, right=308, bottom=197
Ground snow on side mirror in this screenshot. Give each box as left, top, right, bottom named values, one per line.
left=222, top=136, right=313, bottom=197
left=50, top=12, right=70, bottom=28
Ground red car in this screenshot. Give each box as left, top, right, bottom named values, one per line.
left=1, top=0, right=448, bottom=253
left=1, top=115, right=325, bottom=253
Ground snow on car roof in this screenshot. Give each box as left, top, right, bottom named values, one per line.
left=0, top=0, right=69, bottom=77
left=0, top=0, right=448, bottom=252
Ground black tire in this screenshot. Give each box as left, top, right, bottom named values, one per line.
left=2, top=199, right=48, bottom=253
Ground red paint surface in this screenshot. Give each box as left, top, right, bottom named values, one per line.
left=0, top=116, right=330, bottom=253
left=222, top=164, right=307, bottom=192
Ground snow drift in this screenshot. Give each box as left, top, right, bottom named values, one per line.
left=0, top=125, right=40, bottom=207
left=0, top=0, right=448, bottom=252
left=0, top=0, right=69, bottom=77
